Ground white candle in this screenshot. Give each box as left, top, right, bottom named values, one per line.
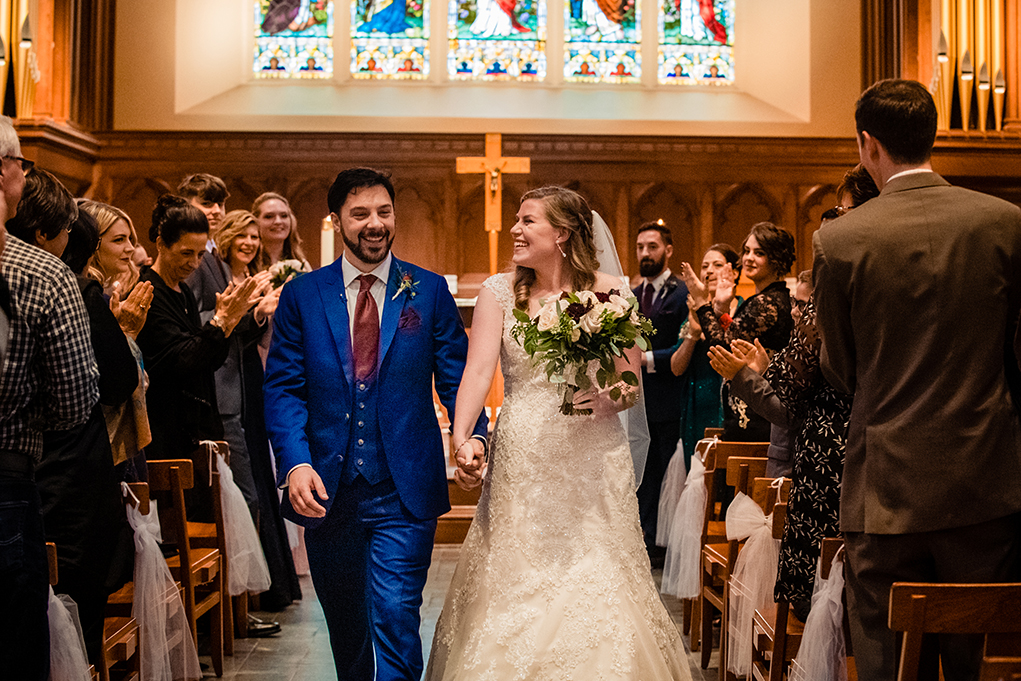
left=321, top=216, right=334, bottom=268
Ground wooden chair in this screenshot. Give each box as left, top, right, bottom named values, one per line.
left=750, top=533, right=843, bottom=681
left=691, top=441, right=768, bottom=655
left=700, top=454, right=770, bottom=675
left=980, top=656, right=1021, bottom=681
left=680, top=436, right=723, bottom=643
left=148, top=459, right=224, bottom=677
left=704, top=427, right=725, bottom=439
left=186, top=441, right=245, bottom=648
left=889, top=582, right=1021, bottom=681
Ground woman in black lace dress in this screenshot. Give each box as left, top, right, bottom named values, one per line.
left=682, top=222, right=795, bottom=442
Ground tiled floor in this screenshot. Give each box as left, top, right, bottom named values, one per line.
left=204, top=546, right=719, bottom=680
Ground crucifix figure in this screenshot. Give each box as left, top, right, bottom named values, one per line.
left=456, top=133, right=531, bottom=274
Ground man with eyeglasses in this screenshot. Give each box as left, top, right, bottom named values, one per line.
left=0, top=115, right=98, bottom=681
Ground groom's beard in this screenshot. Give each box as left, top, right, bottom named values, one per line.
left=343, top=229, right=394, bottom=265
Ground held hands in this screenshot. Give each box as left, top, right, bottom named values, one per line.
left=454, top=438, right=487, bottom=491
left=213, top=276, right=262, bottom=336
left=679, top=262, right=709, bottom=308
left=287, top=466, right=329, bottom=518
left=110, top=280, right=154, bottom=339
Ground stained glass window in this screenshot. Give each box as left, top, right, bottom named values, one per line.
left=564, top=0, right=640, bottom=83
left=351, top=0, right=429, bottom=79
left=448, top=0, right=547, bottom=80
left=254, top=1, right=334, bottom=79
left=658, top=0, right=733, bottom=85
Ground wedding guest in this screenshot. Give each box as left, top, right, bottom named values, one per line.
left=78, top=200, right=154, bottom=482
left=814, top=79, right=1021, bottom=681
left=669, top=243, right=739, bottom=468
left=0, top=118, right=99, bottom=681
left=39, top=206, right=151, bottom=666
left=4, top=167, right=76, bottom=258
left=178, top=173, right=229, bottom=248
left=135, top=195, right=260, bottom=520
left=633, top=220, right=688, bottom=565
left=201, top=209, right=300, bottom=621
left=683, top=222, right=794, bottom=442
left=253, top=192, right=308, bottom=269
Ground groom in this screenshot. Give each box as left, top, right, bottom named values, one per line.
left=264, top=167, right=487, bottom=680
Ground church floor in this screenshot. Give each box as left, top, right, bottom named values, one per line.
left=202, top=546, right=719, bottom=680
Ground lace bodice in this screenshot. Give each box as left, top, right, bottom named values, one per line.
left=427, top=273, right=688, bottom=681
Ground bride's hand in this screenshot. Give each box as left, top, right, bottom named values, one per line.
left=454, top=438, right=486, bottom=475
left=573, top=384, right=634, bottom=417
left=453, top=465, right=486, bottom=491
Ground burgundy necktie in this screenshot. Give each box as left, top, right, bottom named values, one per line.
left=353, top=274, right=379, bottom=380
left=641, top=282, right=655, bottom=314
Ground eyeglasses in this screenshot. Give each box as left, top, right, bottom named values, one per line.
left=3, top=155, right=34, bottom=176
left=792, top=299, right=808, bottom=311
left=832, top=204, right=851, bottom=216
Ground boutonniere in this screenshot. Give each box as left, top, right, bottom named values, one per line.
left=392, top=266, right=420, bottom=301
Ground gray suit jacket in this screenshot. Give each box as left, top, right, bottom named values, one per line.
left=813, top=171, right=1021, bottom=534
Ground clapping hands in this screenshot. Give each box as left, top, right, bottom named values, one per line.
left=708, top=337, right=770, bottom=380
left=110, top=280, right=154, bottom=339
left=679, top=262, right=709, bottom=308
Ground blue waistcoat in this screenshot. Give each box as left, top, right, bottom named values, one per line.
left=340, top=375, right=391, bottom=485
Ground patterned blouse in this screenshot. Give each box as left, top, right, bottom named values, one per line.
left=696, top=279, right=793, bottom=352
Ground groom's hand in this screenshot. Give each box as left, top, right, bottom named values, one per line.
left=453, top=466, right=485, bottom=491
left=288, top=466, right=329, bottom=518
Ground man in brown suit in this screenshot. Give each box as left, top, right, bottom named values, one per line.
left=814, top=79, right=1021, bottom=681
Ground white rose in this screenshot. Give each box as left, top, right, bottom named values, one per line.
left=578, top=307, right=603, bottom=334
left=605, top=294, right=630, bottom=318
left=537, top=302, right=560, bottom=332
left=575, top=290, right=598, bottom=306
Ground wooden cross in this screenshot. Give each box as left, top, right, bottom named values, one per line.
left=456, top=133, right=531, bottom=274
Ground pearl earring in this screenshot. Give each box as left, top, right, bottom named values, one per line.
left=557, top=241, right=567, bottom=258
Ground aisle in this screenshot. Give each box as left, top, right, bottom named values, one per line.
left=201, top=546, right=716, bottom=679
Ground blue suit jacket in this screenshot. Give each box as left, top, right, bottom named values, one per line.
left=264, top=257, right=486, bottom=528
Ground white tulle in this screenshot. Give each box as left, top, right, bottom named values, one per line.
left=122, top=484, right=201, bottom=681
left=591, top=210, right=651, bottom=487
left=656, top=438, right=687, bottom=547
left=789, top=553, right=849, bottom=681
left=661, top=452, right=707, bottom=598
left=216, top=453, right=271, bottom=596
left=725, top=491, right=780, bottom=677
left=47, top=588, right=91, bottom=681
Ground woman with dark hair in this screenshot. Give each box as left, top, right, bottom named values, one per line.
left=135, top=195, right=261, bottom=519
left=682, top=221, right=795, bottom=442
left=668, top=243, right=740, bottom=467
left=429, top=186, right=690, bottom=679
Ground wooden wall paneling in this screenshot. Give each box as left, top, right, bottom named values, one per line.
left=631, top=182, right=699, bottom=274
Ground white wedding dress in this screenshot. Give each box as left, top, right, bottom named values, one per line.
left=427, top=273, right=690, bottom=681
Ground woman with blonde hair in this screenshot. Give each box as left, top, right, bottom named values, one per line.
left=252, top=192, right=308, bottom=270
left=80, top=199, right=141, bottom=294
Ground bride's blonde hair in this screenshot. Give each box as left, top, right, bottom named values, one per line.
left=513, top=186, right=600, bottom=310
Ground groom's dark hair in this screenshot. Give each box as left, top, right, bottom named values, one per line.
left=328, top=167, right=396, bottom=214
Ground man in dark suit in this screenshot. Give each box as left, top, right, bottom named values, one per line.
left=264, top=168, right=487, bottom=680
left=814, top=79, right=1021, bottom=681
left=632, top=220, right=688, bottom=563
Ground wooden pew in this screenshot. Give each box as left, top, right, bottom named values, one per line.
left=889, top=582, right=1021, bottom=681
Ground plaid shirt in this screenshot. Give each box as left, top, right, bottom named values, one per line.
left=0, top=235, right=98, bottom=461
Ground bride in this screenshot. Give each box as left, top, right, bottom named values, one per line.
left=427, top=186, right=690, bottom=680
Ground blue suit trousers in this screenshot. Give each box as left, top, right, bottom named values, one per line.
left=305, top=477, right=437, bottom=681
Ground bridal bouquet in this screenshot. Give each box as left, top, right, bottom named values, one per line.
left=268, top=259, right=311, bottom=288
left=511, top=290, right=653, bottom=415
